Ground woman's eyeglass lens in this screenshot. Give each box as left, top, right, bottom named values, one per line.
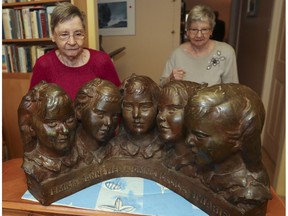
left=56, top=31, right=85, bottom=41
left=188, top=28, right=210, bottom=35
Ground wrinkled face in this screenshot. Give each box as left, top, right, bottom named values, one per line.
left=186, top=20, right=212, bottom=48
left=52, top=16, right=85, bottom=58
left=122, top=91, right=157, bottom=136
left=157, top=93, right=185, bottom=142
left=81, top=100, right=120, bottom=143
left=185, top=111, right=239, bottom=166
left=32, top=98, right=77, bottom=155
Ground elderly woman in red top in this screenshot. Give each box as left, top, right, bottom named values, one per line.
left=29, top=2, right=121, bottom=100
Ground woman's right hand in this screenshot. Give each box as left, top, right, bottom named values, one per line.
left=170, top=68, right=186, bottom=81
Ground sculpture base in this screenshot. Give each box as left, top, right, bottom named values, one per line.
left=25, top=158, right=267, bottom=216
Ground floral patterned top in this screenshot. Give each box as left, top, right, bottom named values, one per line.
left=160, top=41, right=239, bottom=86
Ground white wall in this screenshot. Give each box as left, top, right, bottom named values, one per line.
left=100, top=0, right=181, bottom=84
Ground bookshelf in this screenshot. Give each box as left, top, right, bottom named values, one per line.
left=2, top=0, right=94, bottom=160
left=2, top=0, right=71, bottom=74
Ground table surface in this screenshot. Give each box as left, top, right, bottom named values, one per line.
left=2, top=158, right=285, bottom=216
left=3, top=158, right=140, bottom=216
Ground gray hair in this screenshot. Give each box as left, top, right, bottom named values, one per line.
left=186, top=5, right=216, bottom=30
left=50, top=2, right=86, bottom=34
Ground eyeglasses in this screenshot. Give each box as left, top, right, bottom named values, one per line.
left=188, top=28, right=211, bottom=35
left=55, top=31, right=85, bottom=41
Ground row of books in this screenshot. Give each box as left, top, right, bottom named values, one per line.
left=2, top=5, right=56, bottom=40
left=2, top=44, right=55, bottom=73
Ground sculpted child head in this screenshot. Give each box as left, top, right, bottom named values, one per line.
left=185, top=84, right=265, bottom=170
left=18, top=81, right=77, bottom=157
left=157, top=81, right=188, bottom=142
left=120, top=74, right=160, bottom=136
left=157, top=81, right=204, bottom=142
left=74, top=78, right=122, bottom=143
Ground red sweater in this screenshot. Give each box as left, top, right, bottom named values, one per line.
left=29, top=48, right=121, bottom=100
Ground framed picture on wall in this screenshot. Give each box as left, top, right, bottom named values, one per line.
left=98, top=0, right=135, bottom=36
left=247, top=0, right=258, bottom=17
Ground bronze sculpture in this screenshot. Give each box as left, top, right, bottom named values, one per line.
left=18, top=78, right=272, bottom=215
left=184, top=84, right=272, bottom=213
left=74, top=78, right=122, bottom=165
left=18, top=81, right=79, bottom=184
left=157, top=80, right=206, bottom=176
left=108, top=74, right=163, bottom=159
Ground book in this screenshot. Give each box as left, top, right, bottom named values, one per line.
left=2, top=45, right=9, bottom=73
left=36, top=46, right=45, bottom=58
left=30, top=10, right=39, bottom=38
left=17, top=46, right=24, bottom=72
left=24, top=46, right=33, bottom=72
left=11, top=45, right=20, bottom=72
left=17, top=46, right=28, bottom=73
left=30, top=6, right=46, bottom=38
left=46, top=6, right=56, bottom=37
left=35, top=45, right=55, bottom=60
left=30, top=45, right=37, bottom=68
left=9, top=9, right=19, bottom=39
left=5, top=45, right=12, bottom=72
left=7, top=45, right=15, bottom=72
left=21, top=7, right=32, bottom=39
left=3, top=45, right=36, bottom=73
left=39, top=9, right=48, bottom=38
left=16, top=9, right=25, bottom=39
left=9, top=8, right=24, bottom=39
left=2, top=21, right=5, bottom=40
left=2, top=8, right=12, bottom=39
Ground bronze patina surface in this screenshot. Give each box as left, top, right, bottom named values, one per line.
left=18, top=76, right=272, bottom=216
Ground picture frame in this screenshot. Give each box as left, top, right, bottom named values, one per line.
left=98, top=0, right=135, bottom=36
left=246, top=0, right=258, bottom=17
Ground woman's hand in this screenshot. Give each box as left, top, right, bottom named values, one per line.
left=170, top=68, right=186, bottom=81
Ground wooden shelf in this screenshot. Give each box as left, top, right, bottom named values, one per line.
left=2, top=0, right=70, bottom=8
left=2, top=73, right=33, bottom=80
left=3, top=38, right=52, bottom=43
